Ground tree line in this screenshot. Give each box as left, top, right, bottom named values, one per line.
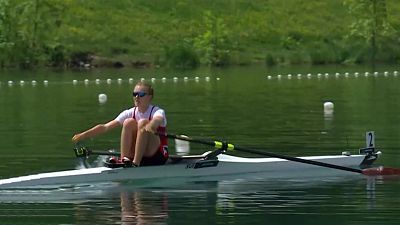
left=0, top=0, right=398, bottom=69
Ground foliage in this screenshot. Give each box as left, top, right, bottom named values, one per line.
left=0, top=0, right=67, bottom=68
left=1, top=0, right=400, bottom=69
left=192, top=11, right=233, bottom=66
left=343, top=0, right=394, bottom=42
left=343, top=0, right=400, bottom=63
left=163, top=42, right=199, bottom=69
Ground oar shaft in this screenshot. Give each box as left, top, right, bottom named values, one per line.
left=90, top=150, right=119, bottom=156
left=74, top=145, right=119, bottom=157
left=166, top=133, right=363, bottom=174
left=234, top=146, right=362, bottom=174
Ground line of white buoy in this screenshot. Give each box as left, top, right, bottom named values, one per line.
left=70, top=76, right=218, bottom=85
left=267, top=70, right=399, bottom=80
left=4, top=80, right=49, bottom=86
left=2, top=77, right=220, bottom=87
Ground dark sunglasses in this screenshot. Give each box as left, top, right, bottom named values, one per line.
left=132, top=91, right=148, bottom=97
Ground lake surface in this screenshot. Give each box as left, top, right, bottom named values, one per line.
left=0, top=65, right=400, bottom=224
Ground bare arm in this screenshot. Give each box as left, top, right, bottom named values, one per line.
left=72, top=120, right=120, bottom=143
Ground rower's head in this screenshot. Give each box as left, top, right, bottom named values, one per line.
left=133, top=81, right=154, bottom=108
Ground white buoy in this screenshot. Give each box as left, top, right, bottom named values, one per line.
left=43, top=80, right=49, bottom=86
left=297, top=74, right=302, bottom=79
left=31, top=80, right=37, bottom=86
left=128, top=78, right=134, bottom=84
left=394, top=71, right=398, bottom=77
left=106, top=79, right=112, bottom=84
left=317, top=73, right=322, bottom=78
left=324, top=101, right=334, bottom=110
left=307, top=73, right=312, bottom=79
left=183, top=77, right=189, bottom=82
left=84, top=79, right=89, bottom=85
left=72, top=80, right=78, bottom=85
left=287, top=74, right=292, bottom=79
left=216, top=77, right=220, bottom=81
left=374, top=72, right=379, bottom=77
left=335, top=73, right=340, bottom=78
left=324, top=101, right=334, bottom=118
left=8, top=81, right=13, bottom=86
left=161, top=77, right=167, bottom=83
left=19, top=80, right=25, bottom=86
left=325, top=73, right=329, bottom=78
left=277, top=75, right=282, bottom=79
left=117, top=78, right=122, bottom=84
left=267, top=76, right=272, bottom=80
left=384, top=71, right=389, bottom=77
left=95, top=79, right=101, bottom=84
left=98, top=93, right=107, bottom=104
left=194, top=77, right=199, bottom=82
left=140, top=78, right=145, bottom=82
left=205, top=76, right=210, bottom=81
left=151, top=78, right=156, bottom=83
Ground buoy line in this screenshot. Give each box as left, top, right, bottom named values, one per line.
left=267, top=70, right=399, bottom=80
left=1, top=76, right=221, bottom=87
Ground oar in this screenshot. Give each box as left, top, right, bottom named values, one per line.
left=163, top=133, right=400, bottom=176
left=74, top=145, right=119, bottom=158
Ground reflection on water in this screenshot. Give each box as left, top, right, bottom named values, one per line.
left=120, top=191, right=168, bottom=225
left=1, top=175, right=399, bottom=225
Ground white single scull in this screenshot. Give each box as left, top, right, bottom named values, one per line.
left=2, top=131, right=392, bottom=189
left=0, top=151, right=378, bottom=189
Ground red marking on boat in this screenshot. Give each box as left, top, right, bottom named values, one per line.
left=362, top=166, right=400, bottom=176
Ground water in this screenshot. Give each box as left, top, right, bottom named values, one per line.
left=0, top=65, right=400, bottom=224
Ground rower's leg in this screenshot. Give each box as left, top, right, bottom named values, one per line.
left=120, top=118, right=138, bottom=159
left=133, top=119, right=160, bottom=166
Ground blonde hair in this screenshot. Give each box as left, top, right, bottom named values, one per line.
left=135, top=81, right=154, bottom=96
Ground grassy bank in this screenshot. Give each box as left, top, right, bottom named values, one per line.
left=1, top=0, right=400, bottom=69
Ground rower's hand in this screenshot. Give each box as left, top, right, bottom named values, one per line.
left=144, top=124, right=156, bottom=134
left=72, top=133, right=83, bottom=143
left=144, top=116, right=162, bottom=134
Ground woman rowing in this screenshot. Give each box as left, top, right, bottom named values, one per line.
left=72, top=81, right=168, bottom=167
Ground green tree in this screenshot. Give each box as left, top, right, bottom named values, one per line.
left=0, top=0, right=67, bottom=68
left=193, top=11, right=233, bottom=66
left=0, top=0, right=16, bottom=67
left=343, top=0, right=395, bottom=63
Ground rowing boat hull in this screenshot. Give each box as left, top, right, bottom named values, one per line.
left=0, top=154, right=371, bottom=189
